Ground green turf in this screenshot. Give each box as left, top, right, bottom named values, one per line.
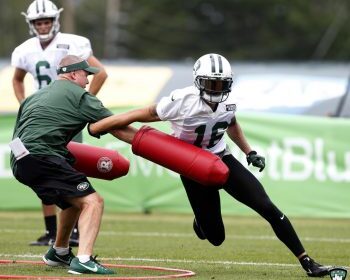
left=0, top=212, right=349, bottom=279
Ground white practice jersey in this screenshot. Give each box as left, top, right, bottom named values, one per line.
left=11, top=32, right=93, bottom=90
left=156, top=86, right=237, bottom=154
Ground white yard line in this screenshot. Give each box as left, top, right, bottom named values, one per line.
left=1, top=229, right=349, bottom=243
left=0, top=253, right=299, bottom=267
left=1, top=254, right=348, bottom=269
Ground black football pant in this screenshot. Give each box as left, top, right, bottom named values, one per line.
left=180, top=154, right=305, bottom=257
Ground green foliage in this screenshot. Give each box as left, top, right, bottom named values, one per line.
left=1, top=0, right=350, bottom=60
left=118, top=0, right=349, bottom=60
left=73, top=0, right=107, bottom=58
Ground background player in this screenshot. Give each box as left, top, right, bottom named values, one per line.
left=89, top=53, right=331, bottom=278
left=11, top=0, right=108, bottom=247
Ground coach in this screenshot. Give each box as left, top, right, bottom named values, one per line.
left=8, top=55, right=124, bottom=275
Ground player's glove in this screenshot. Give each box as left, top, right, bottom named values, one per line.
left=246, top=151, right=265, bottom=172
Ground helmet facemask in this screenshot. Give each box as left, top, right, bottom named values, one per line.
left=29, top=17, right=58, bottom=42
left=22, top=0, right=63, bottom=42
left=195, top=76, right=232, bottom=103
left=193, top=53, right=233, bottom=104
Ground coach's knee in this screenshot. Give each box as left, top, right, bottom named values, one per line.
left=93, top=193, right=104, bottom=209
left=82, top=192, right=104, bottom=211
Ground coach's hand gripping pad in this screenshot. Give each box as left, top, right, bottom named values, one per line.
left=131, top=126, right=229, bottom=186
left=67, top=141, right=130, bottom=180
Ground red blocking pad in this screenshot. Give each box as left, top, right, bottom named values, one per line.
left=132, top=126, right=229, bottom=186
left=67, top=141, right=130, bottom=180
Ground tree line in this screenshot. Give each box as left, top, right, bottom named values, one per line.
left=1, top=0, right=349, bottom=61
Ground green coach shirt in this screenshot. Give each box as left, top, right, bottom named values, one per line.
left=11, top=79, right=113, bottom=169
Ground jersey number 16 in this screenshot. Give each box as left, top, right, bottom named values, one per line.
left=194, top=121, right=229, bottom=149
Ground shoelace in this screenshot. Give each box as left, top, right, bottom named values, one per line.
left=91, top=255, right=99, bottom=263
left=91, top=255, right=106, bottom=269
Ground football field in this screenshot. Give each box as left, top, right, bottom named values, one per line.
left=0, top=211, right=348, bottom=279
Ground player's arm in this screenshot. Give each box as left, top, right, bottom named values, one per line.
left=12, top=68, right=27, bottom=103
left=109, top=126, right=139, bottom=144
left=226, top=116, right=252, bottom=155
left=86, top=55, right=108, bottom=95
left=89, top=104, right=161, bottom=135
left=227, top=116, right=265, bottom=171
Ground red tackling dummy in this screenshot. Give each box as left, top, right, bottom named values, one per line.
left=132, top=126, right=229, bottom=186
left=67, top=142, right=129, bottom=180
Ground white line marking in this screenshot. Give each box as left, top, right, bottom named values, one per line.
left=0, top=253, right=298, bottom=267
left=1, top=254, right=348, bottom=270
left=1, top=229, right=349, bottom=243
left=107, top=257, right=300, bottom=267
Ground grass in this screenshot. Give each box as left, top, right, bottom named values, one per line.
left=0, top=211, right=349, bottom=279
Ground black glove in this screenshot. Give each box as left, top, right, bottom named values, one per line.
left=246, top=151, right=265, bottom=172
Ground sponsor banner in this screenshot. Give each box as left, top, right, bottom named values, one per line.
left=0, top=112, right=349, bottom=217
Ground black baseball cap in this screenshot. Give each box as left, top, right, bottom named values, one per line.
left=57, top=60, right=99, bottom=75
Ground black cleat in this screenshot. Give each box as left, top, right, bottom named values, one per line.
left=29, top=231, right=55, bottom=246
left=69, top=228, right=79, bottom=247
left=193, top=218, right=206, bottom=240
left=300, top=256, right=330, bottom=277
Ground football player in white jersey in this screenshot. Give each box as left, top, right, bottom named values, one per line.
left=11, top=0, right=108, bottom=247
left=88, top=53, right=331, bottom=278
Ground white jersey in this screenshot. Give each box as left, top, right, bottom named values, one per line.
left=156, top=86, right=237, bottom=154
left=11, top=32, right=93, bottom=90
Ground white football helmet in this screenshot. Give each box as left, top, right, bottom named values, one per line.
left=22, top=0, right=63, bottom=42
left=193, top=53, right=233, bottom=103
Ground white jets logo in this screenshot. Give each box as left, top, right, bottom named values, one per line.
left=77, top=182, right=90, bottom=191
left=97, top=157, right=113, bottom=173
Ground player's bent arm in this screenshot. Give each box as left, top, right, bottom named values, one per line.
left=226, top=116, right=252, bottom=155
left=110, top=126, right=139, bottom=144
left=12, top=68, right=27, bottom=103
left=87, top=55, right=108, bottom=95
left=89, top=104, right=161, bottom=135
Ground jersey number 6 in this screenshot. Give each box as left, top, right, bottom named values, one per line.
left=36, top=60, right=52, bottom=89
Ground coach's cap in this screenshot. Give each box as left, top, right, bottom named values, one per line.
left=57, top=60, right=99, bottom=75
